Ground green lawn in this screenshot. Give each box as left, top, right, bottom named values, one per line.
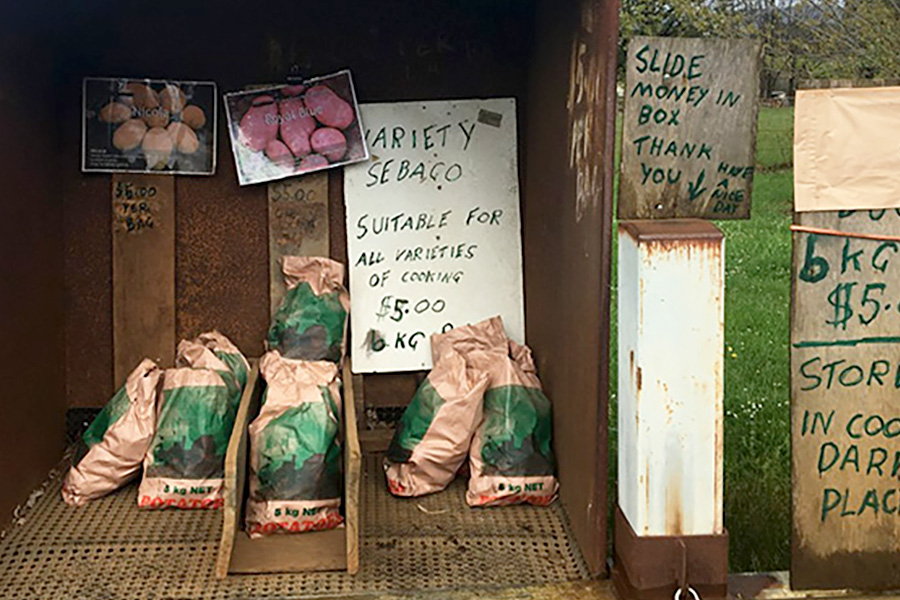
left=609, top=107, right=795, bottom=572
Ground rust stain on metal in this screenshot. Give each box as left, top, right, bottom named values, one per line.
left=644, top=461, right=651, bottom=521
left=666, top=470, right=684, bottom=536
left=635, top=365, right=642, bottom=391
left=621, top=219, right=723, bottom=242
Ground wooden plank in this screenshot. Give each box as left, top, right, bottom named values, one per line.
left=229, top=529, right=347, bottom=573
left=618, top=37, right=761, bottom=220
left=791, top=210, right=900, bottom=590
left=216, top=361, right=261, bottom=579
left=218, top=360, right=360, bottom=576
left=111, top=174, right=175, bottom=383
left=343, top=362, right=361, bottom=575
left=352, top=374, right=365, bottom=429
left=268, top=174, right=329, bottom=315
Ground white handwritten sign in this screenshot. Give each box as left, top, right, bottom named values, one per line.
left=344, top=99, right=524, bottom=373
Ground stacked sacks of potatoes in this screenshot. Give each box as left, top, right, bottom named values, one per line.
left=384, top=316, right=558, bottom=507
left=246, top=256, right=350, bottom=536
left=98, top=81, right=208, bottom=170
left=62, top=332, right=248, bottom=509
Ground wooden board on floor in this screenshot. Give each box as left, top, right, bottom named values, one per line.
left=111, top=174, right=175, bottom=384
left=216, top=359, right=360, bottom=576
left=343, top=362, right=361, bottom=574
left=216, top=361, right=260, bottom=579
left=268, top=174, right=330, bottom=315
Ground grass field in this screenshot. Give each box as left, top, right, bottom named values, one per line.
left=609, top=107, right=795, bottom=572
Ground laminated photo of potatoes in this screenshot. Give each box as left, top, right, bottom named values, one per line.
left=223, top=70, right=368, bottom=186
left=82, top=77, right=216, bottom=175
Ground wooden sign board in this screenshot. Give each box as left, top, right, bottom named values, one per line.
left=267, top=174, right=330, bottom=315
left=343, top=99, right=525, bottom=373
left=618, top=37, right=761, bottom=220
left=791, top=210, right=900, bottom=590
left=112, top=174, right=175, bottom=384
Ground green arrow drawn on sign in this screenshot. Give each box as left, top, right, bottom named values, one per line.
left=687, top=169, right=707, bottom=202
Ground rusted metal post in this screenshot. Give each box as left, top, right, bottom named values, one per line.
left=613, top=220, right=728, bottom=600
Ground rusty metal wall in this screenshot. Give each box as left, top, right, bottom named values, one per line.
left=522, top=0, right=618, bottom=576
left=59, top=0, right=535, bottom=407
left=55, top=0, right=617, bottom=577
left=0, top=11, right=66, bottom=521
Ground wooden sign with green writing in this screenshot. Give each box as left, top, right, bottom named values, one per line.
left=792, top=210, right=900, bottom=590
left=618, top=37, right=760, bottom=220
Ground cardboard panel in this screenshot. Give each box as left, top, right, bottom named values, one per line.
left=522, top=0, right=617, bottom=575
left=112, top=174, right=175, bottom=382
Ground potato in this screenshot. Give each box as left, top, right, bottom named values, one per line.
left=181, top=105, right=206, bottom=129
left=310, top=127, right=347, bottom=162
left=141, top=106, right=170, bottom=128
left=99, top=101, right=132, bottom=124
left=112, top=119, right=147, bottom=151
left=166, top=121, right=199, bottom=154
left=279, top=98, right=315, bottom=158
left=159, top=84, right=186, bottom=113
left=238, top=95, right=278, bottom=152
left=142, top=127, right=174, bottom=169
left=282, top=84, right=305, bottom=96
left=265, top=139, right=294, bottom=166
left=298, top=153, right=329, bottom=172
left=304, top=85, right=354, bottom=129
left=124, top=82, right=159, bottom=110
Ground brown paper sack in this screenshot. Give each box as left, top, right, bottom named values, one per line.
left=246, top=351, right=343, bottom=537
left=62, top=359, right=161, bottom=506
left=138, top=342, right=242, bottom=510
left=191, top=330, right=251, bottom=390
left=383, top=318, right=504, bottom=497
left=467, top=339, right=558, bottom=507
left=267, top=256, right=351, bottom=362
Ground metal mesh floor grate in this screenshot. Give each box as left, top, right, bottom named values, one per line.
left=0, top=453, right=590, bottom=599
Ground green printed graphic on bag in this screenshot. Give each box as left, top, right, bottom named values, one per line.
left=267, top=282, right=347, bottom=362
left=215, top=352, right=249, bottom=390
left=480, top=385, right=554, bottom=476
left=82, top=385, right=132, bottom=450
left=255, top=386, right=341, bottom=501
left=147, top=382, right=238, bottom=480
left=386, top=379, right=445, bottom=464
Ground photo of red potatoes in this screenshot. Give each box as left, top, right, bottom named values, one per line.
left=224, top=70, right=368, bottom=186
left=82, top=78, right=216, bottom=175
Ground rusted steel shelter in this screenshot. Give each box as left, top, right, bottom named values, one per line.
left=0, top=0, right=622, bottom=598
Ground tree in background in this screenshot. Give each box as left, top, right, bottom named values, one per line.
left=620, top=0, right=900, bottom=94
left=800, top=0, right=900, bottom=80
